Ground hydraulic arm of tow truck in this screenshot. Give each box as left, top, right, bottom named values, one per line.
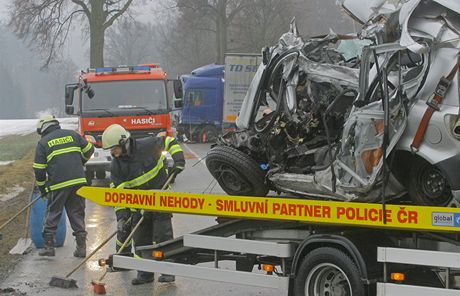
left=77, top=186, right=460, bottom=233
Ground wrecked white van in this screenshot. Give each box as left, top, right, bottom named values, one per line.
left=206, top=0, right=460, bottom=206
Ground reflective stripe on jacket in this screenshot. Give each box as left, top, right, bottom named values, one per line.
left=33, top=127, right=94, bottom=192
left=110, top=135, right=185, bottom=220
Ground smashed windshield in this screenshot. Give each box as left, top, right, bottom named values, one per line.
left=82, top=80, right=167, bottom=111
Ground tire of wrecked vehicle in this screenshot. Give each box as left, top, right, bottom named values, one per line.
left=206, top=146, right=269, bottom=197
left=408, top=160, right=453, bottom=206
left=294, top=247, right=364, bottom=296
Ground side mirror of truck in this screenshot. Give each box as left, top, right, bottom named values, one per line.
left=173, top=98, right=183, bottom=109
left=262, top=47, right=270, bottom=65
left=65, top=105, right=75, bottom=114
left=173, top=80, right=183, bottom=100
left=65, top=84, right=78, bottom=115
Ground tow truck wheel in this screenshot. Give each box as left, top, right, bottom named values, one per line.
left=206, top=146, right=269, bottom=196
left=294, top=247, right=364, bottom=296
left=408, top=160, right=452, bottom=206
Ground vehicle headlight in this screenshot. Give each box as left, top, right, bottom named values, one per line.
left=85, top=135, right=97, bottom=144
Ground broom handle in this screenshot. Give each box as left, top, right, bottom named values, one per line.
left=97, top=173, right=176, bottom=282
left=65, top=229, right=118, bottom=278
left=98, top=216, right=145, bottom=282
left=23, top=205, right=31, bottom=239
left=0, top=196, right=41, bottom=231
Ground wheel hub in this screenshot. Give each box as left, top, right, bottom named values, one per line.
left=420, top=167, right=447, bottom=199
left=213, top=163, right=251, bottom=193
left=305, top=263, right=351, bottom=296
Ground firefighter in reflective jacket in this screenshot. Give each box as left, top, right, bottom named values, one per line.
left=102, top=124, right=185, bottom=285
left=33, top=114, right=94, bottom=257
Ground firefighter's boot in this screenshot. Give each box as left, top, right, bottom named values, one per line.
left=131, top=271, right=154, bottom=285
left=73, top=233, right=87, bottom=258
left=38, top=233, right=55, bottom=256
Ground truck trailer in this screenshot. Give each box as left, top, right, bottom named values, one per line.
left=175, top=54, right=261, bottom=143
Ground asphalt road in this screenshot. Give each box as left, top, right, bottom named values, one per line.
left=0, top=143, right=279, bottom=296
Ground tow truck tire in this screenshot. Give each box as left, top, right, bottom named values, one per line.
left=294, top=247, right=364, bottom=296
left=408, top=160, right=452, bottom=206
left=206, top=146, right=269, bottom=196
left=96, top=169, right=106, bottom=180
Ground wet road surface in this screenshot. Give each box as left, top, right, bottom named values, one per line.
left=0, top=143, right=279, bottom=296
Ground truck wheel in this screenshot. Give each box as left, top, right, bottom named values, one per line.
left=206, top=146, right=269, bottom=196
left=294, top=247, right=364, bottom=296
left=96, top=169, right=106, bottom=180
left=201, top=126, right=218, bottom=143
left=408, top=160, right=452, bottom=206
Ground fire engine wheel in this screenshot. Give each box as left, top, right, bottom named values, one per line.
left=85, top=168, right=95, bottom=180
left=206, top=146, right=269, bottom=196
left=201, top=126, right=218, bottom=143
left=96, top=169, right=106, bottom=180
left=294, top=247, right=364, bottom=296
left=408, top=160, right=452, bottom=206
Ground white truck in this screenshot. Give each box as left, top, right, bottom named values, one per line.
left=79, top=187, right=460, bottom=296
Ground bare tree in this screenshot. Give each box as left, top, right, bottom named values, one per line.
left=230, top=0, right=294, bottom=53
left=8, top=0, right=134, bottom=68
left=174, top=0, right=246, bottom=64
left=105, top=20, right=158, bottom=66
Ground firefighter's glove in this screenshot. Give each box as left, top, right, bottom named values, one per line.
left=172, top=165, right=184, bottom=175
left=117, top=218, right=131, bottom=234
left=38, top=186, right=49, bottom=198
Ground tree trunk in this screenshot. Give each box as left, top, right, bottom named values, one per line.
left=89, top=1, right=106, bottom=68
left=215, top=0, right=227, bottom=64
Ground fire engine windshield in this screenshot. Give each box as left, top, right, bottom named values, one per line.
left=82, top=80, right=167, bottom=114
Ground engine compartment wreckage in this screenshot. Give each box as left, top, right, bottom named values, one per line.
left=206, top=0, right=460, bottom=206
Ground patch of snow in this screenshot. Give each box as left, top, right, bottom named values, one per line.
left=0, top=185, right=25, bottom=202
left=0, top=161, right=14, bottom=166
left=0, top=118, right=78, bottom=139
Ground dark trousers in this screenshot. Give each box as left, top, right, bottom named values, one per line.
left=43, top=186, right=86, bottom=238
left=133, top=212, right=173, bottom=278
left=116, top=217, right=132, bottom=253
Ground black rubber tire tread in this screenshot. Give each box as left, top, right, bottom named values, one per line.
left=408, top=159, right=452, bottom=206
left=294, top=247, right=365, bottom=296
left=206, top=145, right=269, bottom=196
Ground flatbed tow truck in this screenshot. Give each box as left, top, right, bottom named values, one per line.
left=78, top=186, right=460, bottom=296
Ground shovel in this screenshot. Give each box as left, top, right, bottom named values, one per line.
left=9, top=204, right=32, bottom=254
left=1, top=182, right=41, bottom=252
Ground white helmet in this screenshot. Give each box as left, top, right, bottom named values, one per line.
left=101, top=124, right=130, bottom=150
left=36, top=114, right=59, bottom=135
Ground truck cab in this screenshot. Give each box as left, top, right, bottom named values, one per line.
left=176, top=64, right=224, bottom=143
left=64, top=64, right=173, bottom=180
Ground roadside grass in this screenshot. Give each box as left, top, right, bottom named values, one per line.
left=0, top=137, right=35, bottom=283
left=0, top=133, right=38, bottom=161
